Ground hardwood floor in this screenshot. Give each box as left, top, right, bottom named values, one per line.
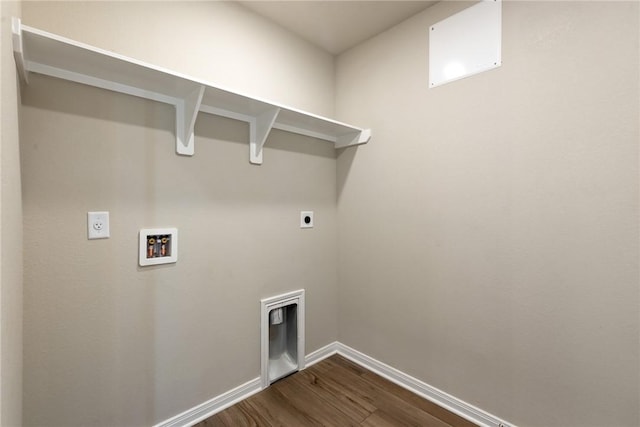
left=194, top=355, right=477, bottom=427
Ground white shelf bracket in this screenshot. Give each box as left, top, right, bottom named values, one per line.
left=13, top=22, right=371, bottom=160
left=11, top=18, right=29, bottom=84
left=250, top=108, right=280, bottom=165
left=335, top=128, right=371, bottom=149
left=175, top=85, right=205, bottom=156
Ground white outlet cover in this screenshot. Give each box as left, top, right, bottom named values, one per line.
left=300, top=211, right=314, bottom=228
left=87, top=211, right=110, bottom=239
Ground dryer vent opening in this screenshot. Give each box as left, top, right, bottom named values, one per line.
left=268, top=304, right=298, bottom=382
left=261, top=290, right=305, bottom=388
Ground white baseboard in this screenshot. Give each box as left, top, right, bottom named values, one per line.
left=335, top=342, right=513, bottom=427
left=155, top=341, right=514, bottom=427
left=153, top=377, right=261, bottom=427
left=153, top=343, right=337, bottom=427
left=305, top=341, right=339, bottom=367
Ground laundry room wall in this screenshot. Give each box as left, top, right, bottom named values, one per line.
left=20, top=2, right=339, bottom=425
left=1, top=1, right=24, bottom=425
left=335, top=2, right=639, bottom=426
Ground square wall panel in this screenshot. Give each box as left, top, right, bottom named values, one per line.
left=429, top=0, right=502, bottom=88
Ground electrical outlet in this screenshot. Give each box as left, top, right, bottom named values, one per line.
left=88, top=211, right=110, bottom=239
left=300, top=211, right=314, bottom=228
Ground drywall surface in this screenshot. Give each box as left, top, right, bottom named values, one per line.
left=20, top=3, right=338, bottom=426
left=21, top=1, right=335, bottom=118
left=21, top=77, right=338, bottom=427
left=1, top=1, right=23, bottom=426
left=336, top=2, right=639, bottom=426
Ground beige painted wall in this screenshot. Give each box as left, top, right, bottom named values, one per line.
left=21, top=1, right=335, bottom=117
left=1, top=1, right=23, bottom=426
left=18, top=1, right=640, bottom=426
left=20, top=2, right=338, bottom=426
left=336, top=2, right=639, bottom=426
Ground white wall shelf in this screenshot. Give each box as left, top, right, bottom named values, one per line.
left=11, top=18, right=371, bottom=164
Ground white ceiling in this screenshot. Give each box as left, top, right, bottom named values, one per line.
left=238, top=1, right=439, bottom=55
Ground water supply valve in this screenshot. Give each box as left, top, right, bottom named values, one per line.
left=139, top=228, right=178, bottom=266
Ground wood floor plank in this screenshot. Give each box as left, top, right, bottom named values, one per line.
left=293, top=365, right=376, bottom=421
left=360, top=370, right=477, bottom=427
left=271, top=372, right=361, bottom=426
left=243, top=383, right=323, bottom=427
left=305, top=358, right=334, bottom=374
left=194, top=354, right=475, bottom=427
left=196, top=400, right=268, bottom=427
left=325, top=353, right=370, bottom=377
left=361, top=409, right=415, bottom=427
left=320, top=359, right=451, bottom=427
left=331, top=355, right=476, bottom=427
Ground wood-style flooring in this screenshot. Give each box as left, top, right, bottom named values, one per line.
left=194, top=355, right=477, bottom=427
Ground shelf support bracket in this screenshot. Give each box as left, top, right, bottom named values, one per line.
left=250, top=108, right=280, bottom=165
left=335, top=128, right=371, bottom=149
left=11, top=18, right=29, bottom=84
left=176, top=85, right=205, bottom=156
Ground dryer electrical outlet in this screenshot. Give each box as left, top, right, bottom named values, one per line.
left=300, top=211, right=314, bottom=228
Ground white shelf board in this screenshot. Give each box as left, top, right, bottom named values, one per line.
left=12, top=18, right=371, bottom=163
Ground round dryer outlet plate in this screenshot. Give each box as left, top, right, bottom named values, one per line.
left=300, top=211, right=313, bottom=228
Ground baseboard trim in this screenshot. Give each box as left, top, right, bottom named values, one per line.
left=154, top=343, right=338, bottom=427
left=335, top=342, right=512, bottom=427
left=305, top=341, right=339, bottom=367
left=155, top=341, right=513, bottom=427
left=153, top=377, right=261, bottom=427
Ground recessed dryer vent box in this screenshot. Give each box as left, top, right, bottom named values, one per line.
left=139, top=228, right=178, bottom=266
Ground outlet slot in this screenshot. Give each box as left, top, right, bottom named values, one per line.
left=300, top=211, right=314, bottom=228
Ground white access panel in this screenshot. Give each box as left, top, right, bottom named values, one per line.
left=429, top=0, right=502, bottom=88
